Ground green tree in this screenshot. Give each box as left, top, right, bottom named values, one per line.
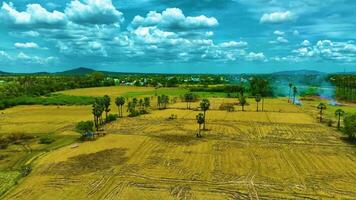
left=144, top=97, right=151, bottom=110
left=184, top=93, right=194, bottom=109
left=103, top=95, right=111, bottom=120
left=343, top=113, right=356, bottom=139
left=200, top=99, right=210, bottom=130
left=292, top=86, right=298, bottom=104
left=76, top=121, right=94, bottom=137
left=239, top=95, right=247, bottom=111
left=92, top=98, right=104, bottom=131
left=317, top=103, right=326, bottom=122
left=196, top=113, right=205, bottom=138
left=115, top=96, right=125, bottom=117
left=335, top=109, right=345, bottom=129
left=288, top=83, right=293, bottom=103
left=255, top=94, right=261, bottom=112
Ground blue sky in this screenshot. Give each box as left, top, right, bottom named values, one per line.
left=0, top=0, right=356, bottom=73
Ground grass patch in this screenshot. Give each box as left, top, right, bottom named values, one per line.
left=0, top=94, right=94, bottom=110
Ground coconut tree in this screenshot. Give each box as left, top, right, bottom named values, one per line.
left=115, top=96, right=125, bottom=117
left=317, top=103, right=327, bottom=122
left=255, top=94, right=261, bottom=112
left=103, top=95, right=111, bottom=120
left=196, top=113, right=205, bottom=138
left=292, top=86, right=298, bottom=104
left=335, top=109, right=345, bottom=129
left=200, top=99, right=210, bottom=130
left=288, top=83, right=293, bottom=103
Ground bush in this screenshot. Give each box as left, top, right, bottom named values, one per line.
left=21, top=165, right=32, bottom=177
left=128, top=110, right=140, bottom=117
left=106, top=114, right=118, bottom=123
left=343, top=113, right=356, bottom=139
left=39, top=136, right=55, bottom=144
left=76, top=121, right=94, bottom=135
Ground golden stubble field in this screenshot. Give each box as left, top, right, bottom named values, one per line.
left=3, top=97, right=356, bottom=200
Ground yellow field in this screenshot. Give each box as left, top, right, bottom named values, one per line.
left=0, top=105, right=92, bottom=135
left=3, top=96, right=356, bottom=199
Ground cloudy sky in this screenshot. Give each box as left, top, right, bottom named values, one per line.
left=0, top=0, right=355, bottom=73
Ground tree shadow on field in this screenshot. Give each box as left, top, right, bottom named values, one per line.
left=152, top=133, right=205, bottom=146
left=340, top=136, right=356, bottom=147
left=44, top=148, right=128, bottom=176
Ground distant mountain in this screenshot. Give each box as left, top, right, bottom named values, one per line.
left=0, top=70, right=11, bottom=75
left=56, top=67, right=96, bottom=75
left=272, top=70, right=326, bottom=76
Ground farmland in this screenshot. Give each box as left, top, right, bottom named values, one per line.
left=0, top=86, right=355, bottom=199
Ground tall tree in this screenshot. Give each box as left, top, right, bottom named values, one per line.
left=144, top=97, right=151, bottom=110
left=239, top=95, right=247, bottom=111
left=292, top=86, right=298, bottom=104
left=255, top=94, right=261, bottom=112
left=317, top=103, right=326, bottom=122
left=196, top=113, right=205, bottom=138
left=115, top=96, right=125, bottom=117
left=288, top=83, right=293, bottom=103
left=335, top=109, right=345, bottom=129
left=103, top=95, right=111, bottom=120
left=200, top=99, right=210, bottom=130
left=92, top=98, right=104, bottom=131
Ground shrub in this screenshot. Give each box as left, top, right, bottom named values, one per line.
left=76, top=121, right=94, bottom=136
left=343, top=113, right=356, bottom=139
left=106, top=114, right=118, bottom=123
left=39, top=136, right=55, bottom=144
left=128, top=110, right=140, bottom=117
left=21, top=165, right=32, bottom=177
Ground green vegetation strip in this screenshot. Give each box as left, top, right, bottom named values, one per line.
left=0, top=94, right=94, bottom=109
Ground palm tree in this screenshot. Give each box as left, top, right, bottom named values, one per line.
left=317, top=103, right=327, bottom=122
left=292, top=86, right=298, bottom=104
left=115, top=96, right=125, bottom=117
left=335, top=109, right=345, bottom=129
left=103, top=95, right=111, bottom=120
left=200, top=99, right=210, bottom=130
left=288, top=83, right=293, bottom=103
left=255, top=94, right=261, bottom=112
left=92, top=98, right=104, bottom=131
left=196, top=113, right=205, bottom=138
left=239, top=95, right=247, bottom=111
left=157, top=96, right=161, bottom=109
left=144, top=97, right=151, bottom=110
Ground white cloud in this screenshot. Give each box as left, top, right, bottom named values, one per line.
left=14, top=42, right=39, bottom=49
left=0, top=2, right=65, bottom=26
left=301, top=40, right=310, bottom=46
left=65, top=0, right=123, bottom=25
left=276, top=36, right=288, bottom=43
left=344, top=44, right=356, bottom=52
left=273, top=30, right=285, bottom=36
left=293, top=30, right=300, bottom=36
left=219, top=41, right=248, bottom=48
left=260, top=11, right=295, bottom=23
left=131, top=8, right=218, bottom=30
left=0, top=51, right=12, bottom=60
left=17, top=52, right=58, bottom=64
left=22, top=31, right=40, bottom=37
left=245, top=52, right=266, bottom=61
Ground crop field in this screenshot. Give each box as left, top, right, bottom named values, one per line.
left=2, top=92, right=356, bottom=199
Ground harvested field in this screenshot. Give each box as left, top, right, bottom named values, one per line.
left=3, top=97, right=356, bottom=199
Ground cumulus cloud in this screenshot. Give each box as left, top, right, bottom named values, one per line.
left=270, top=36, right=288, bottom=44
left=260, top=11, right=295, bottom=23
left=293, top=40, right=356, bottom=62
left=131, top=8, right=218, bottom=30
left=17, top=52, right=58, bottom=64
left=14, top=42, right=39, bottom=49
left=273, top=30, right=285, bottom=36
left=301, top=40, right=310, bottom=46
left=65, top=0, right=123, bottom=25
left=218, top=41, right=248, bottom=48
left=0, top=2, right=66, bottom=27
left=245, top=52, right=266, bottom=61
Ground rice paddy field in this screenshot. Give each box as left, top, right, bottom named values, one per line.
left=1, top=86, right=356, bottom=199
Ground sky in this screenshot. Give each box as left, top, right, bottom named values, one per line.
left=0, top=0, right=356, bottom=73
